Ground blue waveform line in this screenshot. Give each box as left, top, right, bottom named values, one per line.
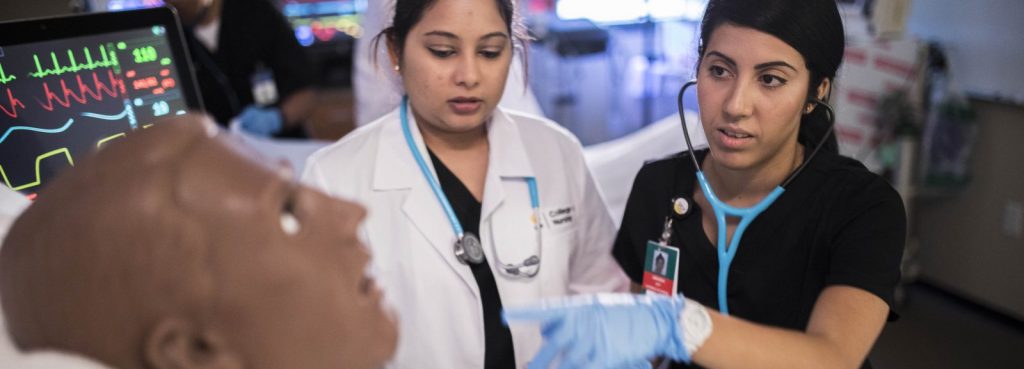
left=81, top=108, right=130, bottom=121
left=82, top=100, right=137, bottom=128
left=0, top=118, right=75, bottom=145
left=0, top=102, right=138, bottom=146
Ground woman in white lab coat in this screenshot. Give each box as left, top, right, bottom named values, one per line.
left=300, top=0, right=628, bottom=368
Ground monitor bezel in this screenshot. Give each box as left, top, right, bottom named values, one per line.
left=0, top=6, right=204, bottom=111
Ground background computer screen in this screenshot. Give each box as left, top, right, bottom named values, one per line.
left=0, top=13, right=196, bottom=198
left=281, top=0, right=366, bottom=46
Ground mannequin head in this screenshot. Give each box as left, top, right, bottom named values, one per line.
left=0, top=115, right=397, bottom=369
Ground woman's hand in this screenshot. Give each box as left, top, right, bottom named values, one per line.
left=504, top=293, right=695, bottom=369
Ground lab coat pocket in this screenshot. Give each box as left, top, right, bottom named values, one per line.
left=537, top=207, right=577, bottom=296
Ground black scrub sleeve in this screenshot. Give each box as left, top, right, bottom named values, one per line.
left=825, top=174, right=907, bottom=317
left=612, top=161, right=674, bottom=285
left=256, top=0, right=315, bottom=101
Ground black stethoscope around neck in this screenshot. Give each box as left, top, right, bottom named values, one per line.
left=674, top=80, right=835, bottom=315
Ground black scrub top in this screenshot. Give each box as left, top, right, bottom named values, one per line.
left=184, top=0, right=313, bottom=130
left=612, top=149, right=906, bottom=369
left=429, top=150, right=516, bottom=369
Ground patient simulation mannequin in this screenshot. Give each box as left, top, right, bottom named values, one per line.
left=0, top=114, right=397, bottom=369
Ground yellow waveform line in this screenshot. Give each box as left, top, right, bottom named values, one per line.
left=96, top=132, right=126, bottom=148
left=0, top=148, right=74, bottom=191
left=0, top=63, right=15, bottom=84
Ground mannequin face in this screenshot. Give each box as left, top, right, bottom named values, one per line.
left=393, top=0, right=512, bottom=135
left=0, top=115, right=397, bottom=369
left=172, top=125, right=398, bottom=369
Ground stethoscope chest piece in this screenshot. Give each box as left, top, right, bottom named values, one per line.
left=454, top=232, right=485, bottom=264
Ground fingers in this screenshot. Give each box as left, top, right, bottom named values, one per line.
left=528, top=319, right=570, bottom=369
left=503, top=306, right=569, bottom=325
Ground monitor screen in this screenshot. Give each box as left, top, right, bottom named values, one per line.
left=0, top=7, right=201, bottom=199
left=280, top=0, right=367, bottom=47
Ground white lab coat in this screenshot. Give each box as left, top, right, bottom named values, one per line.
left=301, top=105, right=629, bottom=368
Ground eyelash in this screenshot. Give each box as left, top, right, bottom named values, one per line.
left=706, top=65, right=788, bottom=89
left=427, top=48, right=504, bottom=59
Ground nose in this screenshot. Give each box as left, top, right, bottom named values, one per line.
left=722, top=80, right=754, bottom=121
left=453, top=53, right=481, bottom=89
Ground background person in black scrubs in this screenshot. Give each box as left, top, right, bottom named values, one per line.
left=165, top=0, right=316, bottom=138
left=505, top=0, right=906, bottom=368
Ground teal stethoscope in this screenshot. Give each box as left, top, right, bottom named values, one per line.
left=675, top=80, right=835, bottom=315
left=400, top=96, right=543, bottom=278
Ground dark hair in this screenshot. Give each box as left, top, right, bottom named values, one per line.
left=697, top=0, right=844, bottom=153
left=372, top=0, right=529, bottom=73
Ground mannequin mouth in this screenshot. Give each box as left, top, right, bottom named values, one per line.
left=359, top=263, right=376, bottom=295
left=448, top=97, right=483, bottom=115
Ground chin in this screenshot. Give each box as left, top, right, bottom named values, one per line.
left=708, top=147, right=759, bottom=171
left=440, top=114, right=490, bottom=132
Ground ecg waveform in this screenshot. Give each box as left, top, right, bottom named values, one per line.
left=29, top=44, right=121, bottom=78
left=0, top=147, right=74, bottom=191
left=0, top=118, right=74, bottom=145
left=0, top=64, right=15, bottom=84
left=1, top=88, right=26, bottom=119
left=38, top=70, right=127, bottom=112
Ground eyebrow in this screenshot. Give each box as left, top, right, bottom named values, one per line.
left=423, top=30, right=509, bottom=42
left=705, top=51, right=798, bottom=72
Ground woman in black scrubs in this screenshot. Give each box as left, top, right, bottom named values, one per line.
left=505, top=0, right=906, bottom=368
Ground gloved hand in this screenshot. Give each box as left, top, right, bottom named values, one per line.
left=504, top=293, right=689, bottom=369
left=236, top=105, right=283, bottom=137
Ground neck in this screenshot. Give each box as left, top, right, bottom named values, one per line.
left=703, top=142, right=804, bottom=207
left=413, top=112, right=489, bottom=155
left=197, top=0, right=222, bottom=26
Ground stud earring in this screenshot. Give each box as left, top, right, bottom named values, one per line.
left=393, top=65, right=400, bottom=72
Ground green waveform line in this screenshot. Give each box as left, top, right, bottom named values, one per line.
left=0, top=63, right=15, bottom=84
left=0, top=147, right=74, bottom=191
left=28, top=44, right=121, bottom=78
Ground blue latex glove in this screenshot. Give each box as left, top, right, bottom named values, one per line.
left=237, top=105, right=283, bottom=136
left=504, top=293, right=689, bottom=369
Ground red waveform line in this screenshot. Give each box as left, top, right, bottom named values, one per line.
left=37, top=70, right=126, bottom=112
left=1, top=88, right=26, bottom=119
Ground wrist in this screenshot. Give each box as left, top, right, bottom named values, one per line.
left=677, top=297, right=712, bottom=361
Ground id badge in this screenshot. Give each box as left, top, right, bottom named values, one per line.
left=642, top=240, right=679, bottom=296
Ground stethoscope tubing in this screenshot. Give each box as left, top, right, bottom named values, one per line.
left=676, top=80, right=835, bottom=315
left=400, top=95, right=542, bottom=278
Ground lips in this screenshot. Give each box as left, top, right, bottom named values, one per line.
left=448, top=97, right=483, bottom=115
left=715, top=127, right=755, bottom=149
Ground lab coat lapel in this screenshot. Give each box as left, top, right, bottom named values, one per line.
left=481, top=109, right=535, bottom=221
left=373, top=111, right=480, bottom=298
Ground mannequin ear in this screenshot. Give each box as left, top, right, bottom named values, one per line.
left=144, top=318, right=242, bottom=369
